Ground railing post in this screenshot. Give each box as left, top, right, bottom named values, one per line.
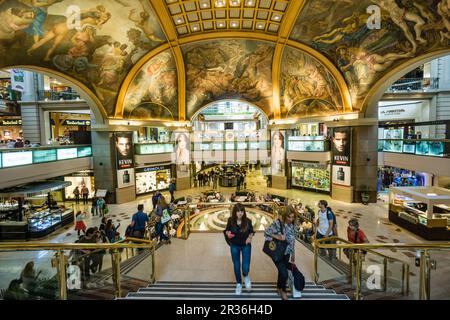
left=419, top=250, right=431, bottom=300
left=55, top=250, right=68, bottom=300
left=354, top=249, right=363, bottom=300
left=150, top=242, right=156, bottom=284
left=313, top=242, right=319, bottom=283
left=405, top=264, right=410, bottom=296
left=383, top=257, right=388, bottom=292
left=112, top=249, right=122, bottom=298
left=348, top=250, right=353, bottom=285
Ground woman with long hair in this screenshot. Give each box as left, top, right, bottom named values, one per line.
left=175, top=133, right=190, bottom=165
left=271, top=131, right=285, bottom=175
left=225, top=203, right=255, bottom=295
left=264, top=209, right=296, bottom=300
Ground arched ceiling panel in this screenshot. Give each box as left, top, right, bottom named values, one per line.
left=183, top=39, right=275, bottom=119
left=122, top=49, right=178, bottom=120
left=291, top=0, right=450, bottom=111
left=0, top=0, right=167, bottom=116
left=281, top=46, right=344, bottom=118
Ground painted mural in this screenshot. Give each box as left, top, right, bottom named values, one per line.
left=281, top=47, right=343, bottom=118
left=183, top=40, right=275, bottom=119
left=123, top=50, right=177, bottom=120
left=0, top=0, right=166, bottom=115
left=291, top=0, right=450, bottom=109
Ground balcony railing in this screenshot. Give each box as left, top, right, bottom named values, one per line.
left=378, top=139, right=450, bottom=158
left=386, top=78, right=439, bottom=93
left=37, top=90, right=82, bottom=101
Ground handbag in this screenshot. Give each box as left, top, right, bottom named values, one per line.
left=288, top=262, right=305, bottom=292
left=263, top=219, right=288, bottom=263
left=161, top=208, right=171, bottom=224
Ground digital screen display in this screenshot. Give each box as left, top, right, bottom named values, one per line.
left=2, top=151, right=33, bottom=167
left=135, top=143, right=174, bottom=155
left=77, top=146, right=92, bottom=157
left=33, top=149, right=57, bottom=163
left=57, top=148, right=78, bottom=160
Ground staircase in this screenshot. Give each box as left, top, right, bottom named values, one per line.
left=122, top=281, right=350, bottom=300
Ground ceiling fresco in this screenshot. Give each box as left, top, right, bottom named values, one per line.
left=123, top=50, right=177, bottom=120
left=183, top=39, right=275, bottom=119
left=0, top=0, right=166, bottom=115
left=291, top=0, right=450, bottom=108
left=281, top=46, right=343, bottom=118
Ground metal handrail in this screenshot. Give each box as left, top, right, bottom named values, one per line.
left=313, top=237, right=450, bottom=300
left=0, top=239, right=156, bottom=300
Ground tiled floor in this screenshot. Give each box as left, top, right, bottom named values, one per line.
left=0, top=169, right=448, bottom=298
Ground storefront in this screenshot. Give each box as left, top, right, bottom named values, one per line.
left=135, top=165, right=172, bottom=195
left=291, top=161, right=331, bottom=194
left=378, top=166, right=426, bottom=191
left=49, top=112, right=91, bottom=144
left=389, top=186, right=450, bottom=240
left=0, top=181, right=74, bottom=240
left=63, top=170, right=95, bottom=201
left=0, top=118, right=22, bottom=142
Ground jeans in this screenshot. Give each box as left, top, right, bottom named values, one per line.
left=156, top=222, right=168, bottom=241
left=230, top=244, right=251, bottom=284
left=274, top=254, right=290, bottom=290
left=82, top=194, right=88, bottom=205
left=316, top=232, right=336, bottom=259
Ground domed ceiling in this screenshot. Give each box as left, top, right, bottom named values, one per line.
left=0, top=0, right=449, bottom=121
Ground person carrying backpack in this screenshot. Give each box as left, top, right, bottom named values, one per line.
left=315, top=200, right=337, bottom=260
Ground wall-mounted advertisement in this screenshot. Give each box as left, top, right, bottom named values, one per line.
left=117, top=168, right=135, bottom=189
left=135, top=166, right=171, bottom=195
left=271, top=131, right=286, bottom=176
left=332, top=127, right=352, bottom=186
left=64, top=171, right=95, bottom=200
left=114, top=132, right=134, bottom=170
left=174, top=132, right=190, bottom=178
left=292, top=161, right=330, bottom=193
left=2, top=151, right=33, bottom=167
left=57, top=148, right=78, bottom=160
left=332, top=165, right=351, bottom=186
left=34, top=149, right=57, bottom=163
left=10, top=69, right=25, bottom=92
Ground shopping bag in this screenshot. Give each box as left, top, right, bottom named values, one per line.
left=161, top=208, right=171, bottom=224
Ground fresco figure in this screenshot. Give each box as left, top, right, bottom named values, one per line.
left=20, top=0, right=64, bottom=44
left=438, top=0, right=450, bottom=43
left=313, top=12, right=369, bottom=45
left=371, top=0, right=427, bottom=52
left=27, top=6, right=111, bottom=61
left=0, top=8, right=35, bottom=41
left=128, top=0, right=163, bottom=42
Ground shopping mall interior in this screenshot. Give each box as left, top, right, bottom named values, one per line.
left=0, top=0, right=449, bottom=302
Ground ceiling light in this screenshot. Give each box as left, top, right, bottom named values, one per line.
left=257, top=23, right=264, bottom=29
left=215, top=0, right=225, bottom=7
left=231, top=22, right=238, bottom=27
left=202, top=2, right=208, bottom=8
left=230, top=0, right=240, bottom=6
left=218, top=22, right=225, bottom=27
left=246, top=0, right=253, bottom=5
left=177, top=17, right=183, bottom=24
left=274, top=15, right=280, bottom=21
left=193, top=25, right=199, bottom=31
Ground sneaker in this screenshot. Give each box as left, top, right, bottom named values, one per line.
left=244, top=276, right=252, bottom=291
left=235, top=283, right=242, bottom=295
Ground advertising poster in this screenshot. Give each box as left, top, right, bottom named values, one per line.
left=271, top=131, right=286, bottom=176
left=114, top=132, right=134, bottom=170
left=332, top=165, right=351, bottom=186
left=117, top=168, right=135, bottom=189
left=10, top=69, right=25, bottom=92
left=332, top=127, right=352, bottom=186
left=135, top=166, right=171, bottom=195
left=65, top=174, right=95, bottom=200
left=174, top=132, right=190, bottom=178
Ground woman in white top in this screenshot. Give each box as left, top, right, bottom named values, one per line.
left=271, top=132, right=285, bottom=175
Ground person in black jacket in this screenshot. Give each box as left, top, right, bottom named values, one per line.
left=225, top=203, right=255, bottom=295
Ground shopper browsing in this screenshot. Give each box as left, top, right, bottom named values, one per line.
left=225, top=204, right=255, bottom=295
left=130, top=204, right=149, bottom=239
left=315, top=200, right=337, bottom=259
left=74, top=211, right=87, bottom=236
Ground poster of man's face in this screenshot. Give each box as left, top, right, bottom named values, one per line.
left=332, top=127, right=351, bottom=166
left=115, top=132, right=134, bottom=170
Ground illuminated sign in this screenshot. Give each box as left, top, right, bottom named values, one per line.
left=57, top=148, right=78, bottom=160
left=2, top=151, right=33, bottom=167
left=0, top=119, right=22, bottom=126
left=63, top=120, right=91, bottom=126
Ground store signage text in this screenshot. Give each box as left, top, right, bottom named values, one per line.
left=64, top=120, right=91, bottom=126
left=0, top=119, right=22, bottom=126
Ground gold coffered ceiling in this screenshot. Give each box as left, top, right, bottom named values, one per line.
left=164, top=0, right=291, bottom=36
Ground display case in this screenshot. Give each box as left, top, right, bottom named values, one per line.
left=27, top=208, right=74, bottom=238
left=135, top=166, right=172, bottom=195
left=389, top=187, right=450, bottom=240
left=287, top=136, right=329, bottom=152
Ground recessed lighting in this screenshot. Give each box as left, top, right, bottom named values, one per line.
left=274, top=15, right=280, bottom=21
left=177, top=18, right=183, bottom=24
left=231, top=22, right=238, bottom=27
left=257, top=23, right=264, bottom=29
left=246, top=0, right=253, bottom=5
left=193, top=26, right=198, bottom=31
left=202, top=3, right=208, bottom=8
